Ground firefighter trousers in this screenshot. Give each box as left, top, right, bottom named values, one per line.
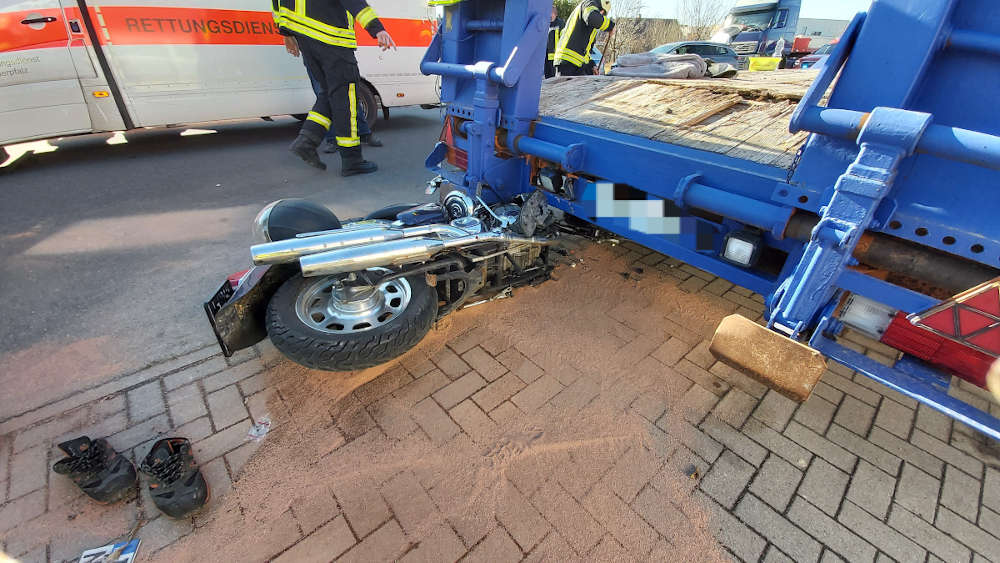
left=297, top=35, right=362, bottom=148
left=556, top=62, right=587, bottom=76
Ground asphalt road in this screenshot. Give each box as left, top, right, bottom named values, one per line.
left=0, top=108, right=442, bottom=420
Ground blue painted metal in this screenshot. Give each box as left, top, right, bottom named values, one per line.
left=421, top=0, right=1000, bottom=436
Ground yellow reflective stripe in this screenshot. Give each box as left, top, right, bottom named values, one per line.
left=349, top=83, right=358, bottom=140
left=597, top=17, right=610, bottom=31
left=586, top=29, right=598, bottom=53
left=356, top=6, right=377, bottom=28
left=547, top=53, right=555, bottom=60
left=295, top=0, right=305, bottom=16
left=279, top=7, right=355, bottom=39
left=583, top=6, right=598, bottom=19
left=555, top=48, right=586, bottom=65
left=336, top=137, right=360, bottom=147
left=307, top=111, right=331, bottom=130
left=427, top=0, right=463, bottom=5
left=281, top=20, right=357, bottom=48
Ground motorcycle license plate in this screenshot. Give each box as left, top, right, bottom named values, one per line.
left=205, top=279, right=236, bottom=318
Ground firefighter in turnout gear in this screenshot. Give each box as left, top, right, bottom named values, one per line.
left=554, top=0, right=613, bottom=77
left=545, top=5, right=565, bottom=79
left=274, top=0, right=396, bottom=175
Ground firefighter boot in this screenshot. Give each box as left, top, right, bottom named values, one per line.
left=361, top=133, right=383, bottom=147
left=52, top=436, right=138, bottom=504
left=340, top=146, right=377, bottom=176
left=289, top=130, right=326, bottom=170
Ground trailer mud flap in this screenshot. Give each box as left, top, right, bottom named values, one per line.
left=204, top=264, right=294, bottom=357
left=710, top=314, right=827, bottom=402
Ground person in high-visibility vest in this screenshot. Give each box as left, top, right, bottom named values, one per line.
left=274, top=0, right=397, bottom=175
left=545, top=5, right=565, bottom=79
left=554, top=0, right=614, bottom=77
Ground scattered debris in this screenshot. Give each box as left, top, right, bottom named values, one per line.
left=78, top=538, right=140, bottom=563
left=247, top=416, right=272, bottom=442
left=683, top=464, right=700, bottom=480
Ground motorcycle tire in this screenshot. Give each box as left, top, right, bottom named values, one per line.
left=265, top=272, right=438, bottom=371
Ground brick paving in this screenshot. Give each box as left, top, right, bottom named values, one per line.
left=1, top=241, right=999, bottom=562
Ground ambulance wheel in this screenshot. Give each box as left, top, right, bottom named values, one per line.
left=265, top=271, right=437, bottom=371
left=358, top=83, right=379, bottom=131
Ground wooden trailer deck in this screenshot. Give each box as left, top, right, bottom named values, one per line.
left=538, top=69, right=821, bottom=169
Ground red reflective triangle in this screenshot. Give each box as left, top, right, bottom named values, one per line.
left=962, top=287, right=1000, bottom=317
left=958, top=307, right=996, bottom=336
left=967, top=326, right=1000, bottom=356
left=921, top=309, right=956, bottom=336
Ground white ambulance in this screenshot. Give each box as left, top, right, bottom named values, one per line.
left=0, top=0, right=438, bottom=161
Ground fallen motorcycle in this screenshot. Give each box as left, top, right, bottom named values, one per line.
left=205, top=186, right=559, bottom=371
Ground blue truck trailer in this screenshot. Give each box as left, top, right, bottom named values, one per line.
left=208, top=0, right=1000, bottom=441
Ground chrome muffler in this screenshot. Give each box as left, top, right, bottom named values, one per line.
left=300, top=232, right=553, bottom=277
left=251, top=223, right=468, bottom=265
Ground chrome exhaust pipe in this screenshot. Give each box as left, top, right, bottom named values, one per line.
left=299, top=232, right=553, bottom=277
left=251, top=223, right=469, bottom=265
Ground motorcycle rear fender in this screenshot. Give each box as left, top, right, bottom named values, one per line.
left=205, top=264, right=297, bottom=356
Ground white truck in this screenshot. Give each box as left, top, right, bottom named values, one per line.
left=0, top=0, right=439, bottom=162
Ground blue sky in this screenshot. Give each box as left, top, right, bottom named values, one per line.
left=643, top=0, right=873, bottom=20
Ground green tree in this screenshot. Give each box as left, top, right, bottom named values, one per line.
left=553, top=0, right=576, bottom=21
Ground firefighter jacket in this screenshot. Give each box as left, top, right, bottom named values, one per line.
left=271, top=0, right=385, bottom=49
left=547, top=17, right=565, bottom=61
left=554, top=0, right=614, bottom=67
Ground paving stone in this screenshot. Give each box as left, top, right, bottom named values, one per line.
left=793, top=394, right=837, bottom=434
left=788, top=497, right=876, bottom=563
left=888, top=505, right=971, bottom=563
left=432, top=371, right=487, bottom=410
left=710, top=361, right=768, bottom=399
left=985, top=467, right=1000, bottom=514
left=652, top=337, right=695, bottom=366
left=258, top=509, right=305, bottom=560
left=7, top=445, right=47, bottom=500
left=893, top=463, right=939, bottom=522
left=339, top=519, right=408, bottom=563
left=125, top=381, right=165, bottom=423
left=700, top=416, right=767, bottom=466
left=549, top=375, right=601, bottom=413
left=680, top=383, right=720, bottom=423
left=496, top=482, right=550, bottom=552
left=980, top=506, right=1000, bottom=539
left=192, top=418, right=251, bottom=461
left=202, top=358, right=265, bottom=393
left=588, top=535, right=631, bottom=561
left=0, top=489, right=45, bottom=532
left=688, top=491, right=767, bottom=562
left=784, top=421, right=856, bottom=472
left=496, top=348, right=544, bottom=383
left=940, top=463, right=981, bottom=522
left=753, top=390, right=798, bottom=431
left=332, top=477, right=390, bottom=540
left=910, top=429, right=983, bottom=478
left=411, top=397, right=460, bottom=445
left=711, top=388, right=757, bottom=428
left=207, top=385, right=249, bottom=431
left=432, top=347, right=471, bottom=379
left=798, top=457, right=849, bottom=516
left=855, top=374, right=917, bottom=409
left=138, top=511, right=193, bottom=554
left=735, top=494, right=822, bottom=563
left=489, top=401, right=522, bottom=425
left=743, top=418, right=812, bottom=468
left=11, top=407, right=92, bottom=454
left=813, top=381, right=844, bottom=405
left=523, top=530, right=576, bottom=562
left=829, top=397, right=873, bottom=438
left=167, top=383, right=208, bottom=427
left=398, top=523, right=465, bottom=562
left=464, top=527, right=522, bottom=563
left=274, top=515, right=355, bottom=562
left=868, top=427, right=945, bottom=477
left=684, top=341, right=716, bottom=369
left=399, top=351, right=435, bottom=379
left=369, top=396, right=418, bottom=439
left=699, top=450, right=755, bottom=509
left=822, top=371, right=881, bottom=406
left=750, top=454, right=803, bottom=512
left=199, top=456, right=233, bottom=514
left=764, top=545, right=795, bottom=563
left=393, top=369, right=450, bottom=407
left=511, top=375, right=564, bottom=412
left=914, top=403, right=952, bottom=442
left=669, top=420, right=723, bottom=463
left=847, top=460, right=895, bottom=520
left=462, top=347, right=507, bottom=382
left=448, top=326, right=491, bottom=355
left=381, top=471, right=438, bottom=537
left=582, top=482, right=658, bottom=557
left=163, top=356, right=227, bottom=390
left=0, top=438, right=9, bottom=498
left=675, top=360, right=730, bottom=397
left=602, top=445, right=662, bottom=503
left=353, top=367, right=412, bottom=406
left=874, top=399, right=915, bottom=439
left=224, top=440, right=261, bottom=479
left=838, top=501, right=924, bottom=563
left=530, top=479, right=603, bottom=555
left=935, top=506, right=1000, bottom=560
left=172, top=415, right=213, bottom=443
left=472, top=373, right=526, bottom=413
left=821, top=550, right=847, bottom=563
left=825, top=424, right=901, bottom=476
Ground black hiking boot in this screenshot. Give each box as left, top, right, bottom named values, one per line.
left=361, top=133, right=383, bottom=147
left=322, top=140, right=339, bottom=153
left=140, top=437, right=209, bottom=518
left=289, top=130, right=326, bottom=170
left=52, top=436, right=138, bottom=504
left=340, top=146, right=377, bottom=177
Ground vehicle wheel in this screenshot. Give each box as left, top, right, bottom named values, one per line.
left=266, top=270, right=437, bottom=371
left=357, top=82, right=379, bottom=132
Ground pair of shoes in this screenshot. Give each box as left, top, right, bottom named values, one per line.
left=53, top=436, right=209, bottom=519
left=361, top=133, right=383, bottom=147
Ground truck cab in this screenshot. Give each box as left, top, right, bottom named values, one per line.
left=726, top=0, right=801, bottom=57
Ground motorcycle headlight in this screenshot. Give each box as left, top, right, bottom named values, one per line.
left=251, top=200, right=281, bottom=243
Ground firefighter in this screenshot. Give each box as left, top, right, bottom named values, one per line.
left=545, top=5, right=565, bottom=79
left=273, top=0, right=396, bottom=175
left=554, top=0, right=614, bottom=77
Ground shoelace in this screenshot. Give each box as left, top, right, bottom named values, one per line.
left=65, top=441, right=105, bottom=472
left=142, top=453, right=185, bottom=484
